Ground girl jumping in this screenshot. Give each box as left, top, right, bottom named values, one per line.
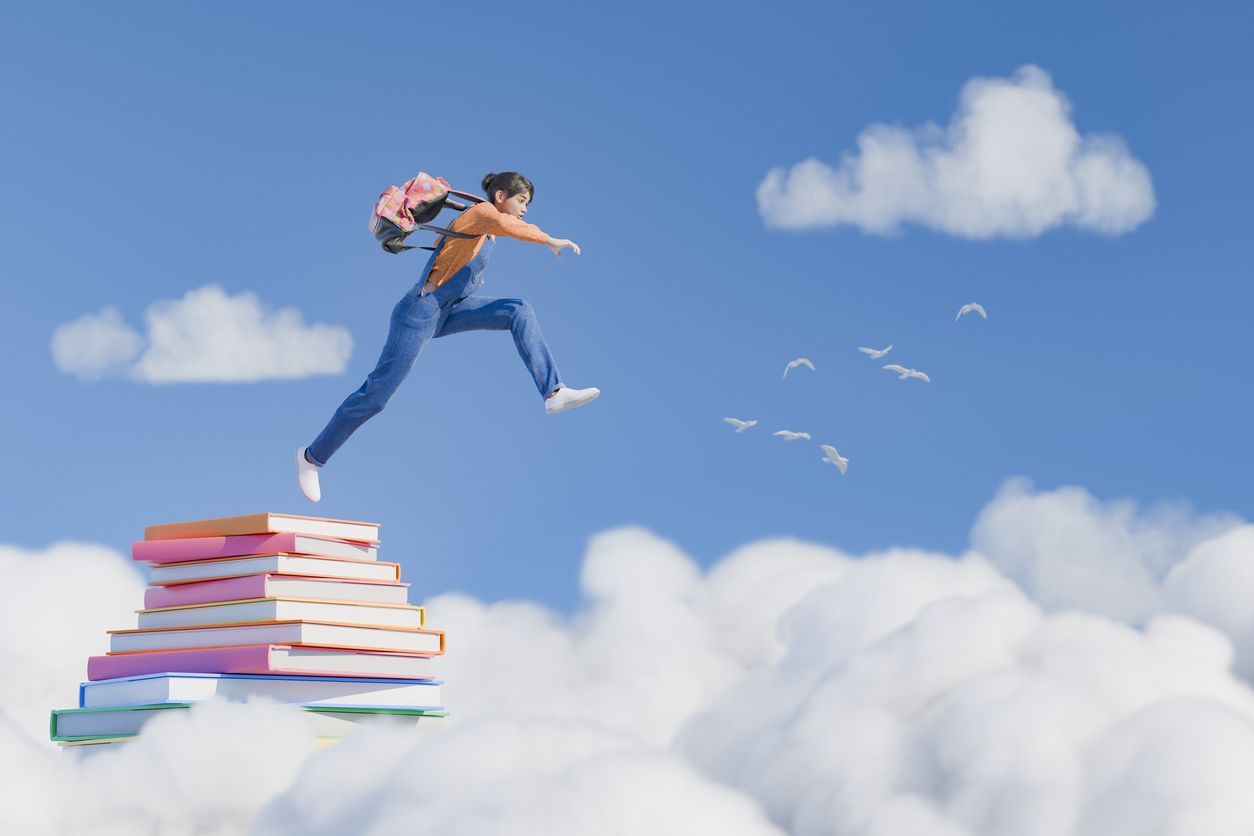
left=295, top=171, right=598, bottom=502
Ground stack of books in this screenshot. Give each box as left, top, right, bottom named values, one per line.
left=51, top=513, right=447, bottom=747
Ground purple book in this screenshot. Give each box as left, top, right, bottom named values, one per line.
left=88, top=644, right=436, bottom=681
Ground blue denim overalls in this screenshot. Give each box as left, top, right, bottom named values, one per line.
left=306, top=234, right=564, bottom=466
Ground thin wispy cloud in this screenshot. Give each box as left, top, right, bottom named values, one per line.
left=757, top=65, right=1156, bottom=239
left=51, top=285, right=353, bottom=384
left=4, top=481, right=1252, bottom=835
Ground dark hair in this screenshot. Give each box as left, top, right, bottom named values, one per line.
left=482, top=172, right=534, bottom=203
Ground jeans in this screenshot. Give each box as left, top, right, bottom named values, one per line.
left=306, top=286, right=564, bottom=466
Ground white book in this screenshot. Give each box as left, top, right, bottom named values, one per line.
left=109, top=620, right=444, bottom=654
left=81, top=673, right=442, bottom=709
left=136, top=598, right=425, bottom=630
left=149, top=554, right=399, bottom=585
left=272, top=645, right=432, bottom=678
left=267, top=536, right=376, bottom=562
left=249, top=576, right=407, bottom=604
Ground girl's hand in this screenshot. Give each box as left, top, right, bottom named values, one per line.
left=546, top=238, right=581, bottom=259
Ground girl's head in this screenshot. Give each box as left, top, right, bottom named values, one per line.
left=482, top=172, right=534, bottom=219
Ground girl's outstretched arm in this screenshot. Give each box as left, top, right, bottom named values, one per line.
left=454, top=203, right=580, bottom=258
left=454, top=202, right=549, bottom=243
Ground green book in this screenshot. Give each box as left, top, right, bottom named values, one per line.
left=51, top=702, right=448, bottom=743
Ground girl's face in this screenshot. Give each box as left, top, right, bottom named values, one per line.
left=494, top=189, right=531, bottom=219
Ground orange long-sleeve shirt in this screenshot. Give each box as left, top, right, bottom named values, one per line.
left=426, top=201, right=549, bottom=288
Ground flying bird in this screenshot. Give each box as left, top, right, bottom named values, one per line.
left=773, top=430, right=812, bottom=441
left=723, top=417, right=758, bottom=433
left=783, top=358, right=816, bottom=378
left=858, top=344, right=893, bottom=359
left=956, top=303, right=988, bottom=321
left=819, top=444, right=849, bottom=475
left=882, top=364, right=931, bottom=383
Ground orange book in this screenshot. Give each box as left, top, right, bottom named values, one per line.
left=144, top=513, right=380, bottom=544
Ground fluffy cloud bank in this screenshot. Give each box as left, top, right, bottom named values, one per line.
left=0, top=542, right=145, bottom=739
left=51, top=284, right=353, bottom=383
left=757, top=65, right=1155, bottom=238
left=3, top=480, right=1252, bottom=835
left=971, top=477, right=1242, bottom=623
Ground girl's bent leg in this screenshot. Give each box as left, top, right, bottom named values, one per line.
left=435, top=296, right=564, bottom=397
left=307, top=295, right=438, bottom=465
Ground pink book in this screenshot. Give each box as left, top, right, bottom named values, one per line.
left=132, top=532, right=377, bottom=564
left=144, top=574, right=410, bottom=609
left=87, top=644, right=436, bottom=681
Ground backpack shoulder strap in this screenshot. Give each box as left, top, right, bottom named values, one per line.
left=383, top=222, right=477, bottom=252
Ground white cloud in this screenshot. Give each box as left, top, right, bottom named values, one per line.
left=255, top=719, right=786, bottom=836
left=0, top=701, right=317, bottom=836
left=1075, top=698, right=1254, bottom=836
left=0, top=542, right=146, bottom=739
left=678, top=573, right=1254, bottom=836
left=2, top=481, right=1252, bottom=835
left=1162, top=527, right=1254, bottom=678
left=51, top=285, right=353, bottom=384
left=757, top=65, right=1156, bottom=238
left=970, top=477, right=1242, bottom=622
left=51, top=307, right=143, bottom=380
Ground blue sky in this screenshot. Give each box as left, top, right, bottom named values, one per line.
left=2, top=1, right=1250, bottom=611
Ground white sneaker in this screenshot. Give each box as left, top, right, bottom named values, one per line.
left=295, top=447, right=322, bottom=503
left=545, top=386, right=600, bottom=415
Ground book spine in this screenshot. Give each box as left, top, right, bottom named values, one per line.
left=144, top=514, right=380, bottom=542
left=132, top=533, right=291, bottom=563
left=87, top=645, right=274, bottom=680
left=144, top=514, right=271, bottom=540
left=144, top=576, right=267, bottom=608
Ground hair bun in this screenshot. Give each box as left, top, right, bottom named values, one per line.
left=480, top=171, right=534, bottom=202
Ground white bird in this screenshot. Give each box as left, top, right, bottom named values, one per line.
left=819, top=444, right=849, bottom=475
left=858, top=344, right=893, bottom=359
left=882, top=364, right=931, bottom=383
left=956, top=302, right=988, bottom=321
left=773, top=430, right=812, bottom=441
left=723, top=417, right=758, bottom=433
left=783, top=357, right=816, bottom=378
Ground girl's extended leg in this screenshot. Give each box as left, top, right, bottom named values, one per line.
left=434, top=296, right=564, bottom=398
left=306, top=293, right=440, bottom=465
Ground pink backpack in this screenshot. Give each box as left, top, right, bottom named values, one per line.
left=369, top=172, right=485, bottom=254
